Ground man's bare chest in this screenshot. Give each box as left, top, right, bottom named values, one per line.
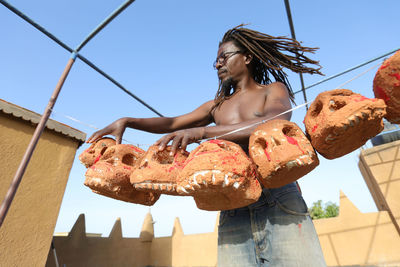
left=213, top=91, right=266, bottom=125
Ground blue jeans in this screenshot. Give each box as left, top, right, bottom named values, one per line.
left=218, top=183, right=326, bottom=267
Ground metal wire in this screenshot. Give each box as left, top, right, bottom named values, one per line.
left=294, top=48, right=399, bottom=95
left=0, top=0, right=163, bottom=117
left=75, top=0, right=136, bottom=52
left=51, top=58, right=383, bottom=146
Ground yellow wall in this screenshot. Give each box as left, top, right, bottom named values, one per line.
left=359, top=140, right=400, bottom=228
left=314, top=191, right=400, bottom=266
left=0, top=113, right=83, bottom=267
left=46, top=213, right=218, bottom=267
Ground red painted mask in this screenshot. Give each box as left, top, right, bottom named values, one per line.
left=79, top=137, right=116, bottom=168
left=84, top=144, right=159, bottom=205
left=130, top=145, right=189, bottom=196
left=249, top=119, right=319, bottom=188
left=373, top=50, right=400, bottom=123
left=304, top=89, right=386, bottom=159
left=177, top=140, right=262, bottom=211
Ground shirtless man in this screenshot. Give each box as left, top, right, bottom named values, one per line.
left=88, top=25, right=326, bottom=266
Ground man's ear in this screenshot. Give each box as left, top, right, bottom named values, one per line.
left=245, top=53, right=253, bottom=65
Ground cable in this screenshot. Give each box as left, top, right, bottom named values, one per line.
left=50, top=59, right=383, bottom=146
left=294, top=48, right=399, bottom=95
left=334, top=62, right=381, bottom=89
left=0, top=0, right=163, bottom=117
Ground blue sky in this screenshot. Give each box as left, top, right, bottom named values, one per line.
left=1, top=0, right=399, bottom=237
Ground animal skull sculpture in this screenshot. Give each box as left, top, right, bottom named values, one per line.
left=304, top=89, right=386, bottom=159
left=373, top=50, right=400, bottom=123
left=177, top=140, right=262, bottom=211
left=84, top=144, right=160, bottom=205
left=79, top=137, right=116, bottom=167
left=249, top=119, right=319, bottom=188
left=130, top=145, right=190, bottom=196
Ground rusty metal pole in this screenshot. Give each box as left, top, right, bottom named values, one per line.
left=0, top=0, right=136, bottom=228
left=0, top=54, right=76, bottom=227
left=284, top=0, right=308, bottom=110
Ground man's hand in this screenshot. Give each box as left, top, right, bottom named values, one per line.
left=155, top=127, right=205, bottom=155
left=86, top=118, right=128, bottom=144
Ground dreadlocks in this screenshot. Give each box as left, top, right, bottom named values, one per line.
left=214, top=24, right=323, bottom=108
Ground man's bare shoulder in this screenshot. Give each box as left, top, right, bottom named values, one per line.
left=261, top=82, right=290, bottom=98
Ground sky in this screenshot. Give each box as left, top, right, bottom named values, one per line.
left=1, top=0, right=399, bottom=238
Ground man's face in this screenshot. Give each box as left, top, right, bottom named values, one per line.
left=215, top=41, right=245, bottom=83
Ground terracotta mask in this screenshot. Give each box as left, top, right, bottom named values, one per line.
left=177, top=140, right=262, bottom=211
left=249, top=119, right=319, bottom=188
left=373, top=50, right=400, bottom=123
left=79, top=137, right=116, bottom=168
left=304, top=89, right=386, bottom=159
left=130, top=145, right=189, bottom=196
left=84, top=144, right=159, bottom=205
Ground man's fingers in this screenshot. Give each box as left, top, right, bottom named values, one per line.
left=115, top=129, right=126, bottom=145
left=171, top=135, right=182, bottom=155
left=116, top=136, right=122, bottom=145
left=157, top=134, right=173, bottom=151
left=87, top=132, right=101, bottom=143
left=181, top=136, right=190, bottom=151
left=87, top=128, right=108, bottom=143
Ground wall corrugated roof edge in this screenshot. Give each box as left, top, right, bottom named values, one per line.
left=0, top=98, right=86, bottom=144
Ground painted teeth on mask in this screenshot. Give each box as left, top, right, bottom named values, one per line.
left=212, top=173, right=216, bottom=184
left=354, top=115, right=360, bottom=125
left=223, top=174, right=230, bottom=187
left=286, top=160, right=298, bottom=170
left=178, top=186, right=189, bottom=194
left=325, top=134, right=336, bottom=143
left=233, top=182, right=240, bottom=189
left=299, top=154, right=312, bottom=164
left=192, top=177, right=200, bottom=189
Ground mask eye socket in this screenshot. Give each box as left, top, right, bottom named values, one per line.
left=101, top=148, right=115, bottom=161
left=122, top=154, right=135, bottom=166
left=255, top=138, right=267, bottom=150
left=153, top=150, right=173, bottom=164
left=282, top=125, right=295, bottom=136
left=310, top=100, right=323, bottom=117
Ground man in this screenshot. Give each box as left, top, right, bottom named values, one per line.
left=88, top=25, right=326, bottom=266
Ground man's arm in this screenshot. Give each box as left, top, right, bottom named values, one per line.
left=87, top=100, right=215, bottom=144
left=156, top=82, right=292, bottom=153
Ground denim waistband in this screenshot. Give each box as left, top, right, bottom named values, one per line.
left=233, top=182, right=299, bottom=211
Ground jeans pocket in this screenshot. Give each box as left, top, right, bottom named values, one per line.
left=274, top=190, right=309, bottom=216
